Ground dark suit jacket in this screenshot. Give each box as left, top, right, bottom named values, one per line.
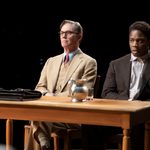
left=101, top=53, right=150, bottom=101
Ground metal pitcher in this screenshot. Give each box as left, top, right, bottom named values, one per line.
left=68, top=79, right=88, bottom=102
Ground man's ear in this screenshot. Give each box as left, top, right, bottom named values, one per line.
left=78, top=32, right=83, bottom=42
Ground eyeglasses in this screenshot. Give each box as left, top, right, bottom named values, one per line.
left=58, top=31, right=79, bottom=36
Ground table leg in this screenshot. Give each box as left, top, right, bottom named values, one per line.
left=122, top=129, right=131, bottom=150
left=6, top=119, right=13, bottom=150
left=144, top=121, right=150, bottom=150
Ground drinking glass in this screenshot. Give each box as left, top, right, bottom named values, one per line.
left=86, top=88, right=94, bottom=101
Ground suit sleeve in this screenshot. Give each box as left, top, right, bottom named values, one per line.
left=101, top=61, right=128, bottom=100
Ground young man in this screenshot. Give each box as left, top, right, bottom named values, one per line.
left=101, top=21, right=150, bottom=150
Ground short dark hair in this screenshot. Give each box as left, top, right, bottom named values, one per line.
left=129, top=21, right=150, bottom=40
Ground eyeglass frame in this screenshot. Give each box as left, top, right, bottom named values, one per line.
left=58, top=30, right=79, bottom=36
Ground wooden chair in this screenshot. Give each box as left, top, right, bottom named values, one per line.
left=24, top=124, right=82, bottom=150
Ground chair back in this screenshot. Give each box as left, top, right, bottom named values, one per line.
left=94, top=75, right=101, bottom=98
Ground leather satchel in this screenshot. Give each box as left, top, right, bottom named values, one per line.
left=0, top=88, right=42, bottom=101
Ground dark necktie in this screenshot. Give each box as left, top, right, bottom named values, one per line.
left=64, top=54, right=69, bottom=64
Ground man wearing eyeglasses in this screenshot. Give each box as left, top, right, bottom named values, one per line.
left=25, top=20, right=97, bottom=150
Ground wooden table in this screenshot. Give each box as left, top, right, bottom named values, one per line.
left=0, top=96, right=150, bottom=150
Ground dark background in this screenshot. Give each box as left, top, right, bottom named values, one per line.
left=0, top=2, right=150, bottom=149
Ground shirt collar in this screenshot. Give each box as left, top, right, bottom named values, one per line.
left=130, top=54, right=137, bottom=62
left=63, top=49, right=78, bottom=61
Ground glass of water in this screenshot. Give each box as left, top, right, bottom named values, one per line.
left=86, top=88, right=94, bottom=101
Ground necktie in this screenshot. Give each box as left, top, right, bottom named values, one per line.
left=64, top=54, right=69, bottom=64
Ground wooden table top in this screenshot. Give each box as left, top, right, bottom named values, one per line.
left=0, top=96, right=149, bottom=112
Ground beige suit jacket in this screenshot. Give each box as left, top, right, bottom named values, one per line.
left=35, top=49, right=97, bottom=96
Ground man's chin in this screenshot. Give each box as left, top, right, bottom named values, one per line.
left=132, top=51, right=139, bottom=57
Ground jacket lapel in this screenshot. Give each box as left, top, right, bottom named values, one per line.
left=60, top=50, right=83, bottom=91
left=50, top=54, right=64, bottom=92
left=139, top=58, right=150, bottom=93
left=123, top=55, right=132, bottom=90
